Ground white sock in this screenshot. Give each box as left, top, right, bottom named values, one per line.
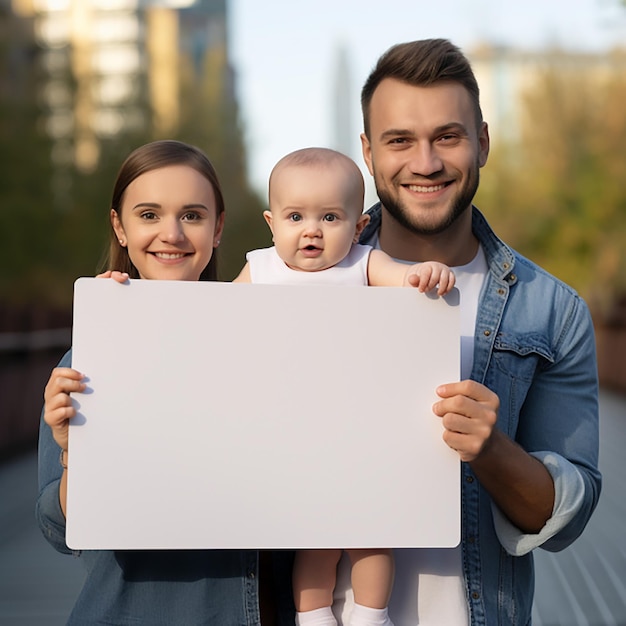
left=295, top=606, right=338, bottom=626
left=349, top=603, right=394, bottom=626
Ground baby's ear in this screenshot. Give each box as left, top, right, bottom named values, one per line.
left=263, top=210, right=274, bottom=232
left=353, top=213, right=371, bottom=243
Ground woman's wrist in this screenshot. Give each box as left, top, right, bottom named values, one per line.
left=59, top=448, right=68, bottom=470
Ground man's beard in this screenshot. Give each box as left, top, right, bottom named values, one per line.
left=375, top=161, right=480, bottom=236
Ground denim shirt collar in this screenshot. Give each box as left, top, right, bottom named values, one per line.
left=362, top=202, right=517, bottom=285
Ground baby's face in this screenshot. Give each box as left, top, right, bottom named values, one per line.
left=266, top=165, right=364, bottom=272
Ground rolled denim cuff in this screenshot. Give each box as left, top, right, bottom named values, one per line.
left=491, top=451, right=585, bottom=556
left=36, top=480, right=72, bottom=555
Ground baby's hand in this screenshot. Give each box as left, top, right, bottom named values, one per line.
left=96, top=270, right=129, bottom=283
left=406, top=262, right=455, bottom=296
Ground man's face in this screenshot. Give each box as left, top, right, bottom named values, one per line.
left=361, top=79, right=489, bottom=236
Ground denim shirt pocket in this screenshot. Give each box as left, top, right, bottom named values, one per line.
left=486, top=332, right=555, bottom=436
left=492, top=332, right=554, bottom=379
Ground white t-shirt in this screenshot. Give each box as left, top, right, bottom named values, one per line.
left=332, top=243, right=488, bottom=626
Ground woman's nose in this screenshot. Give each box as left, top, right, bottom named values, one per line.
left=160, top=219, right=184, bottom=243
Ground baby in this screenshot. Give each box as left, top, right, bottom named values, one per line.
left=235, top=147, right=455, bottom=626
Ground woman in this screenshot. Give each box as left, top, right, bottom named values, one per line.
left=36, top=140, right=295, bottom=625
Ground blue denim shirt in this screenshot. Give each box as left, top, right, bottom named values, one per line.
left=36, top=351, right=295, bottom=626
left=360, top=204, right=601, bottom=625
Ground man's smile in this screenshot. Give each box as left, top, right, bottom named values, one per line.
left=405, top=182, right=449, bottom=193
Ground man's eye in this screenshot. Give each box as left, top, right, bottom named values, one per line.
left=439, top=134, right=460, bottom=144
left=323, top=214, right=337, bottom=222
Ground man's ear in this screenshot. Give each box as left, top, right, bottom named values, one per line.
left=360, top=133, right=374, bottom=176
left=353, top=213, right=371, bottom=243
left=263, top=210, right=274, bottom=237
left=478, top=121, right=490, bottom=168
left=111, top=209, right=126, bottom=245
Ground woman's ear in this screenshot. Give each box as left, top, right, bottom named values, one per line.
left=214, top=211, right=225, bottom=247
left=111, top=209, right=126, bottom=246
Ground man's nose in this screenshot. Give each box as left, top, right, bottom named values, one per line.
left=407, top=143, right=444, bottom=176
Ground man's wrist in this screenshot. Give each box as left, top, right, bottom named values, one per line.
left=59, top=448, right=68, bottom=470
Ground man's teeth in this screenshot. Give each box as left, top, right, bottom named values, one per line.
left=407, top=183, right=446, bottom=193
left=155, top=252, right=185, bottom=259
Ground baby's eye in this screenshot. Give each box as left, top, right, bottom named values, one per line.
left=289, top=213, right=302, bottom=222
left=323, top=214, right=337, bottom=222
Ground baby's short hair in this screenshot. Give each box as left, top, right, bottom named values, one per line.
left=269, top=147, right=365, bottom=211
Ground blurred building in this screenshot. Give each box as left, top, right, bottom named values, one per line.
left=10, top=0, right=232, bottom=176
left=330, top=43, right=353, bottom=159
left=469, top=43, right=626, bottom=145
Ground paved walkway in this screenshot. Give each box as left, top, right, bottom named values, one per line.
left=0, top=452, right=84, bottom=625
left=532, top=389, right=626, bottom=625
left=1, top=390, right=624, bottom=625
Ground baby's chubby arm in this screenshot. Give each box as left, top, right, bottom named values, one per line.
left=232, top=263, right=251, bottom=283
left=367, top=249, right=455, bottom=296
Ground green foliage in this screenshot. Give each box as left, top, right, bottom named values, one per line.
left=174, top=46, right=270, bottom=280
left=0, top=11, right=268, bottom=309
left=476, top=62, right=626, bottom=317
left=0, top=19, right=59, bottom=305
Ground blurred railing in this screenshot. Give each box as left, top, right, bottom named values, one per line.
left=0, top=305, right=623, bottom=463
left=596, top=325, right=626, bottom=394
left=595, top=295, right=626, bottom=395
left=0, top=306, right=71, bottom=462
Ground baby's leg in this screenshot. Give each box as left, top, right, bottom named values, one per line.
left=346, top=548, right=394, bottom=608
left=293, top=548, right=342, bottom=613
left=346, top=549, right=395, bottom=626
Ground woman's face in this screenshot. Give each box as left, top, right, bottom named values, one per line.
left=112, top=165, right=224, bottom=281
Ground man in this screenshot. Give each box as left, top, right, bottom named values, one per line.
left=332, top=38, right=600, bottom=625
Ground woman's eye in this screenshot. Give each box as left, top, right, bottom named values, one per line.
left=183, top=212, right=201, bottom=221
left=323, top=214, right=337, bottom=222
left=140, top=212, right=157, bottom=220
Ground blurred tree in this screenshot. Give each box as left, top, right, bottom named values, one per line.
left=175, top=30, right=270, bottom=281
left=0, top=9, right=58, bottom=306
left=0, top=4, right=267, bottom=312
left=476, top=56, right=626, bottom=317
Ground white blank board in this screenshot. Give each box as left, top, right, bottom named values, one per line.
left=67, top=278, right=460, bottom=550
